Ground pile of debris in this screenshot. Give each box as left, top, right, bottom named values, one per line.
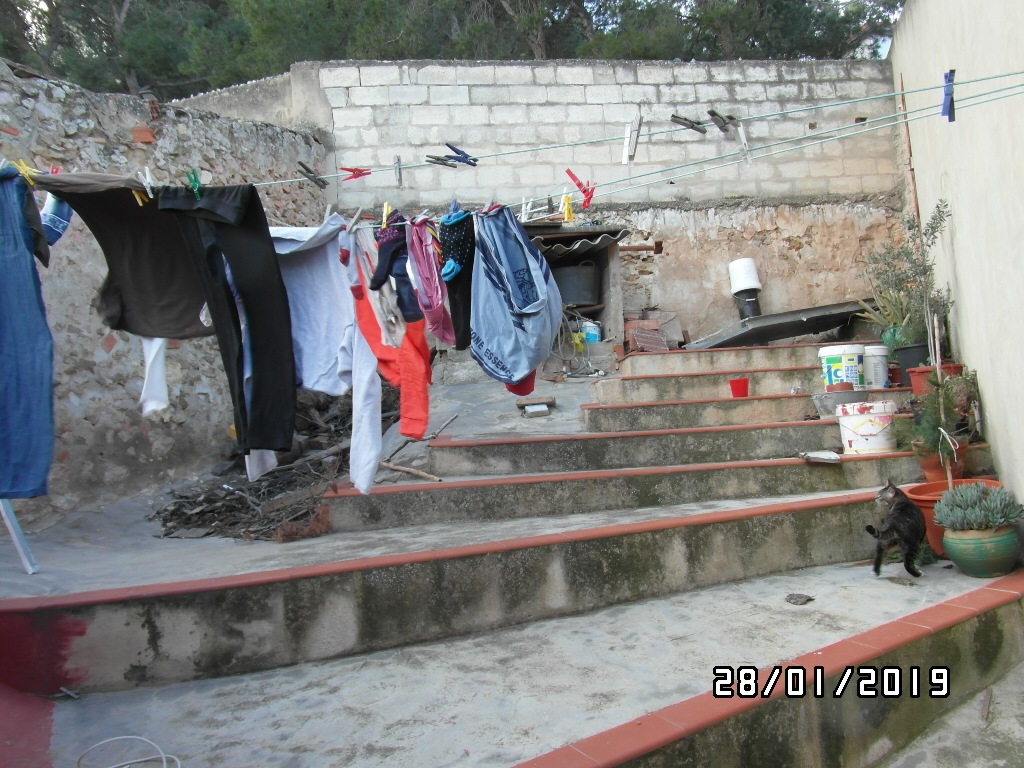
left=152, top=385, right=400, bottom=541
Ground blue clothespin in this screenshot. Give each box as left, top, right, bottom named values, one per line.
left=443, top=143, right=478, bottom=167
left=185, top=169, right=202, bottom=200
left=941, top=69, right=956, bottom=122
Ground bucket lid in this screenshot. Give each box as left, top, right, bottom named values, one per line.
left=818, top=344, right=866, bottom=357
left=864, top=345, right=890, bottom=355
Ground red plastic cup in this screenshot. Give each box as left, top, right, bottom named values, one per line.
left=729, top=377, right=750, bottom=397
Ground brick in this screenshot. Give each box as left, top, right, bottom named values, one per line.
left=695, top=84, right=731, bottom=102
left=807, top=82, right=837, bottom=99
left=862, top=174, right=896, bottom=193
left=843, top=158, right=878, bottom=176
left=546, top=85, right=586, bottom=104
left=336, top=147, right=375, bottom=166
left=659, top=84, right=697, bottom=104
left=514, top=164, right=556, bottom=185
left=359, top=127, right=379, bottom=146
left=415, top=65, right=458, bottom=85
left=388, top=85, right=429, bottom=105
left=621, top=85, right=658, bottom=103
left=528, top=104, right=568, bottom=123
left=637, top=65, right=673, bottom=84
left=766, top=84, right=800, bottom=100
left=733, top=83, right=767, bottom=101
left=490, top=104, right=528, bottom=125
left=683, top=181, right=722, bottom=199
left=835, top=81, right=869, bottom=99
left=333, top=107, right=373, bottom=127
left=348, top=86, right=390, bottom=106
left=591, top=65, right=618, bottom=85
left=534, top=67, right=556, bottom=85
left=556, top=66, right=594, bottom=85
left=449, top=105, right=489, bottom=125
left=456, top=66, right=495, bottom=84
left=573, top=144, right=617, bottom=165
left=810, top=159, right=845, bottom=177
left=674, top=64, right=709, bottom=83
left=813, top=61, right=850, bottom=81
left=428, top=85, right=469, bottom=105
left=602, top=103, right=639, bottom=122
left=320, top=67, right=360, bottom=88
left=324, top=88, right=349, bottom=108
left=470, top=85, right=510, bottom=105
left=709, top=64, right=745, bottom=82
left=758, top=180, right=796, bottom=196
left=360, top=65, right=401, bottom=86
left=850, top=61, right=890, bottom=80
left=781, top=63, right=815, bottom=80
left=795, top=177, right=829, bottom=195
left=614, top=65, right=638, bottom=84
left=566, top=105, right=604, bottom=123
left=409, top=105, right=451, bottom=125
left=828, top=177, right=863, bottom=194
left=333, top=128, right=360, bottom=146
left=743, top=64, right=779, bottom=82
left=509, top=85, right=549, bottom=104
left=494, top=66, right=535, bottom=85
left=510, top=125, right=538, bottom=144
left=585, top=86, right=622, bottom=105
left=723, top=180, right=760, bottom=198
left=778, top=160, right=810, bottom=178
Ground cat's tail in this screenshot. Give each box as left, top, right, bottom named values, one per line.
left=865, top=525, right=879, bottom=538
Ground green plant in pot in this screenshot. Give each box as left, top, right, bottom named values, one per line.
left=933, top=484, right=1023, bottom=577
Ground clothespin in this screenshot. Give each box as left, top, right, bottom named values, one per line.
left=707, top=109, right=739, bottom=133
left=736, top=123, right=751, bottom=166
left=184, top=169, right=202, bottom=200
left=622, top=114, right=643, bottom=165
left=394, top=155, right=403, bottom=187
left=670, top=115, right=707, bottom=134
left=381, top=202, right=393, bottom=229
left=941, top=69, right=956, bottom=122
left=337, top=167, right=371, bottom=183
left=426, top=154, right=458, bottom=168
left=562, top=195, right=575, bottom=223
left=12, top=159, right=38, bottom=185
left=132, top=189, right=150, bottom=207
left=298, top=161, right=328, bottom=189
left=137, top=167, right=155, bottom=198
left=565, top=168, right=595, bottom=209
left=443, top=144, right=478, bottom=167
left=49, top=164, right=61, bottom=175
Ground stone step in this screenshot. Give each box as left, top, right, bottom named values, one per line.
left=327, top=453, right=931, bottom=533
left=582, top=389, right=913, bottom=432
left=429, top=419, right=850, bottom=476
left=618, top=341, right=871, bottom=377
left=21, top=564, right=1021, bottom=768
left=0, top=491, right=887, bottom=696
left=593, top=366, right=825, bottom=404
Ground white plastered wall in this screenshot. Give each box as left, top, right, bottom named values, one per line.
left=890, top=0, right=1024, bottom=494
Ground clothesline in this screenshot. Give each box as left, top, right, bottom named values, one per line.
left=252, top=66, right=1024, bottom=188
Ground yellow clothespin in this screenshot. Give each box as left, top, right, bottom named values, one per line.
left=382, top=202, right=393, bottom=228
left=562, top=195, right=575, bottom=223
left=12, top=159, right=39, bottom=185
left=132, top=189, right=150, bottom=207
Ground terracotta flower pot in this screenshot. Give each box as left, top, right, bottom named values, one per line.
left=914, top=441, right=967, bottom=482
left=904, top=478, right=1003, bottom=558
left=826, top=382, right=854, bottom=392
left=943, top=526, right=1021, bottom=578
left=906, top=364, right=965, bottom=396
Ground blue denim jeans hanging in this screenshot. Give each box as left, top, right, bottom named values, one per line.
left=0, top=166, right=54, bottom=497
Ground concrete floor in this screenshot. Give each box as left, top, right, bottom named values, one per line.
left=878, top=660, right=1024, bottom=768
left=50, top=560, right=990, bottom=768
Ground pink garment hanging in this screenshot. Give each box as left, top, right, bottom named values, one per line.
left=405, top=216, right=455, bottom=346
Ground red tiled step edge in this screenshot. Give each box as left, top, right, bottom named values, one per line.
left=613, top=365, right=820, bottom=382
left=515, top=571, right=1024, bottom=768
left=324, top=452, right=915, bottom=498
left=429, top=418, right=841, bottom=448
left=581, top=388, right=912, bottom=412
left=0, top=491, right=878, bottom=613
left=619, top=340, right=883, bottom=360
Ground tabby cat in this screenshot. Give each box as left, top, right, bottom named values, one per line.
left=865, top=480, right=927, bottom=577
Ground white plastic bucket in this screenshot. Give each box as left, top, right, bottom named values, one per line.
left=579, top=320, right=601, bottom=343
left=835, top=400, right=898, bottom=454
left=728, top=258, right=762, bottom=293
left=863, top=345, right=890, bottom=389
left=818, top=344, right=865, bottom=389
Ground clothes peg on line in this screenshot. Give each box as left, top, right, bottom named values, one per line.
left=185, top=169, right=202, bottom=200
left=565, top=168, right=595, bottom=209
left=736, top=123, right=752, bottom=166
left=49, top=165, right=61, bottom=175
left=443, top=144, right=478, bottom=167
left=941, top=69, right=956, bottom=122
left=338, top=167, right=371, bottom=183
left=12, top=159, right=39, bottom=184
left=382, top=202, right=393, bottom=229
left=132, top=189, right=150, bottom=207
left=562, top=195, right=575, bottom=223
left=394, top=155, right=403, bottom=187
left=707, top=109, right=739, bottom=133
left=137, top=167, right=155, bottom=197
left=622, top=114, right=643, bottom=165
left=426, top=154, right=458, bottom=168
left=298, top=161, right=328, bottom=189
left=670, top=115, right=708, bottom=134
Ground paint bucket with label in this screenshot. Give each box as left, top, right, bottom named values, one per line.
left=863, top=345, right=890, bottom=389
left=836, top=400, right=898, bottom=454
left=579, top=320, right=601, bottom=343
left=818, top=344, right=865, bottom=390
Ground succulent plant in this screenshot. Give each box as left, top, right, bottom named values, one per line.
left=933, top=484, right=1024, bottom=531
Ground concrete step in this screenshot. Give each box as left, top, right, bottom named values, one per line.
left=582, top=389, right=913, bottom=432
left=0, top=491, right=889, bottom=696
left=21, top=564, right=1021, bottom=768
left=429, top=419, right=851, bottom=476
left=326, top=452, right=935, bottom=533
left=593, top=366, right=824, bottom=404
left=618, top=341, right=872, bottom=377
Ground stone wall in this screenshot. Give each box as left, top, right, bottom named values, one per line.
left=0, top=60, right=328, bottom=530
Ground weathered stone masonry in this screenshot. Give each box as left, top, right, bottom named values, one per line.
left=0, top=60, right=328, bottom=530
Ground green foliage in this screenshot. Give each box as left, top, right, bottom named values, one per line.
left=892, top=369, right=981, bottom=460
left=858, top=201, right=952, bottom=347
left=934, top=484, right=1024, bottom=531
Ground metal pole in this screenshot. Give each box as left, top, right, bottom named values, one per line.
left=0, top=498, right=39, bottom=574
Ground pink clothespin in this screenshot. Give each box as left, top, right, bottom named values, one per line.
left=49, top=165, right=61, bottom=175
left=338, top=167, right=371, bottom=182
left=565, top=168, right=595, bottom=209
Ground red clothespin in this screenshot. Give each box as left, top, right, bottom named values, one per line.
left=49, top=165, right=61, bottom=175
left=565, top=168, right=595, bottom=209
left=338, top=167, right=371, bottom=182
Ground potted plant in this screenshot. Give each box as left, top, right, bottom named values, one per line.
left=856, top=201, right=954, bottom=381
left=904, top=370, right=980, bottom=480
left=933, top=483, right=1023, bottom=577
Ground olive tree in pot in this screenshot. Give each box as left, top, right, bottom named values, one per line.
left=933, top=484, right=1023, bottom=577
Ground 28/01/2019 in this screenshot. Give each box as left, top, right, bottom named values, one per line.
left=711, top=665, right=950, bottom=699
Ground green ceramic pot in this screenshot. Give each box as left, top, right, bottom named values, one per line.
left=943, top=526, right=1022, bottom=578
